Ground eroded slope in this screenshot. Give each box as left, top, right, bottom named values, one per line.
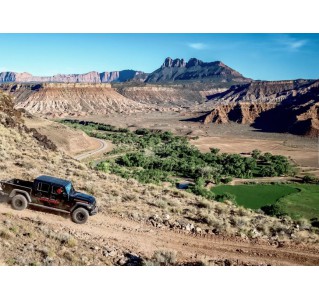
left=1, top=83, right=156, bottom=117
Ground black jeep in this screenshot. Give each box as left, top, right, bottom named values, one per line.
left=0, top=175, right=98, bottom=224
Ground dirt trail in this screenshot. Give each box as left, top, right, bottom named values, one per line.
left=74, top=138, right=110, bottom=160
left=229, top=176, right=301, bottom=185
left=1, top=204, right=319, bottom=265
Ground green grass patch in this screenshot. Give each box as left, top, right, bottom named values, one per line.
left=276, top=184, right=319, bottom=221
left=212, top=184, right=299, bottom=209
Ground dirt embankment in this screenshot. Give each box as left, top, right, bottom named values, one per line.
left=23, top=113, right=104, bottom=156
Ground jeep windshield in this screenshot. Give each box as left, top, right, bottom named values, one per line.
left=65, top=183, right=75, bottom=195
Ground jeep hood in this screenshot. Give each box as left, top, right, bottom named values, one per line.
left=72, top=192, right=95, bottom=204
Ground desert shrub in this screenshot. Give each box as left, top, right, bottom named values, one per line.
left=251, top=149, right=262, bottom=159
left=215, top=192, right=236, bottom=204
left=148, top=250, right=177, bottom=266
left=153, top=199, right=167, bottom=209
left=302, top=174, right=318, bottom=184
left=296, top=218, right=311, bottom=230
left=197, top=198, right=212, bottom=209
left=261, top=203, right=287, bottom=217
left=221, top=177, right=233, bottom=184
left=0, top=228, right=14, bottom=239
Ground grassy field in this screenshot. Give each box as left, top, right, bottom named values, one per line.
left=213, top=184, right=319, bottom=223
left=277, top=184, right=319, bottom=221
left=212, top=184, right=299, bottom=209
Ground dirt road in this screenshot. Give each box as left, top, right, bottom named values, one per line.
left=1, top=204, right=319, bottom=266
left=74, top=138, right=109, bottom=160
left=229, top=176, right=301, bottom=185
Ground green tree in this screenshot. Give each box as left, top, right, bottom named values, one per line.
left=251, top=149, right=262, bottom=159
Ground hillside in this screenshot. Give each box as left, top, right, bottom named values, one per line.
left=0, top=83, right=157, bottom=117
left=198, top=80, right=319, bottom=137
left=146, top=57, right=251, bottom=83
left=1, top=91, right=319, bottom=265
left=22, top=112, right=102, bottom=156
left=114, top=84, right=228, bottom=107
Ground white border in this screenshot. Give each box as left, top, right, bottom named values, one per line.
left=1, top=0, right=318, bottom=298
left=0, top=0, right=319, bottom=33
left=0, top=266, right=318, bottom=299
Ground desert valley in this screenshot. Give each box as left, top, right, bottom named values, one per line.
left=1, top=57, right=319, bottom=266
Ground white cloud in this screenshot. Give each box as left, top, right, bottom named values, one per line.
left=188, top=43, right=207, bottom=50
left=288, top=40, right=307, bottom=50
left=277, top=35, right=308, bottom=51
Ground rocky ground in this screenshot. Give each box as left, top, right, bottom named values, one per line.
left=2, top=204, right=319, bottom=266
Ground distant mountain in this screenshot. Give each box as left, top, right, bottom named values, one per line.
left=0, top=70, right=146, bottom=83
left=145, top=57, right=251, bottom=83
left=0, top=57, right=251, bottom=84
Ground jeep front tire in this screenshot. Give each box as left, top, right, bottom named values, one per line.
left=71, top=207, right=89, bottom=224
left=11, top=194, right=28, bottom=211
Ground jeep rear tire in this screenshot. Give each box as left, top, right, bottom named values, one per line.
left=11, top=194, right=28, bottom=211
left=71, top=207, right=89, bottom=224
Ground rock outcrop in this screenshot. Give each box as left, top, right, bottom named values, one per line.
left=0, top=91, right=22, bottom=127
left=146, top=57, right=251, bottom=83
left=201, top=80, right=319, bottom=137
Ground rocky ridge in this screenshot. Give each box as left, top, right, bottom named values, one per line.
left=0, top=70, right=145, bottom=84
left=200, top=80, right=319, bottom=137
left=0, top=57, right=250, bottom=85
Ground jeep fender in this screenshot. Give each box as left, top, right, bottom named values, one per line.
left=9, top=189, right=32, bottom=202
left=70, top=203, right=91, bottom=213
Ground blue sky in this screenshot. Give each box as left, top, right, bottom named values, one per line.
left=1, top=33, right=319, bottom=80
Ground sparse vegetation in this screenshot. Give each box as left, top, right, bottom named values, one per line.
left=144, top=250, right=177, bottom=266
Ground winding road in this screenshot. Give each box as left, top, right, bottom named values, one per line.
left=74, top=138, right=109, bottom=161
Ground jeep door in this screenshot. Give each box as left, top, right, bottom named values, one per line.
left=33, top=181, right=51, bottom=206
left=50, top=185, right=71, bottom=210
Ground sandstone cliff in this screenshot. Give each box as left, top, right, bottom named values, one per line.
left=201, top=80, right=319, bottom=137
